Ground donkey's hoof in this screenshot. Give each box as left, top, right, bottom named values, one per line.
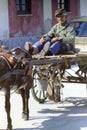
left=24, top=114, right=29, bottom=120
left=22, top=112, right=29, bottom=120
left=7, top=125, right=12, bottom=130
left=22, top=112, right=25, bottom=119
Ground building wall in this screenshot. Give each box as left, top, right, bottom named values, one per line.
left=8, top=0, right=43, bottom=37
left=8, top=0, right=80, bottom=37
left=52, top=0, right=58, bottom=25
left=43, top=0, right=52, bottom=34
left=80, top=0, right=87, bottom=16
left=0, top=0, right=9, bottom=39
left=70, top=0, right=80, bottom=19
left=40, top=0, right=58, bottom=34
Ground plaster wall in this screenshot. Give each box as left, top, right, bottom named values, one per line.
left=80, top=0, right=87, bottom=16
left=0, top=0, right=9, bottom=39
left=8, top=0, right=43, bottom=37
left=43, top=0, right=52, bottom=33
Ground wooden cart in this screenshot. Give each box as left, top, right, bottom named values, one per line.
left=29, top=52, right=87, bottom=103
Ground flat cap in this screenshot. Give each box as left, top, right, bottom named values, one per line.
left=55, top=8, right=67, bottom=17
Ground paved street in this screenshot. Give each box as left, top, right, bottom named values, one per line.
left=0, top=83, right=87, bottom=130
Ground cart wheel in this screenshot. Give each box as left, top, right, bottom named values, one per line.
left=32, top=68, right=48, bottom=103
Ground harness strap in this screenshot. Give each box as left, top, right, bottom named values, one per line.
left=0, top=69, right=25, bottom=84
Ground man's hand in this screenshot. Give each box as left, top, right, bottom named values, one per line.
left=39, top=37, right=46, bottom=44
left=51, top=37, right=59, bottom=43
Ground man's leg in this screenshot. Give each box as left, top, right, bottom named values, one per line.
left=25, top=36, right=51, bottom=55
left=60, top=43, right=68, bottom=53
left=50, top=41, right=61, bottom=55
left=25, top=41, right=44, bottom=54
left=49, top=41, right=68, bottom=55
left=33, top=41, right=43, bottom=53
left=38, top=41, right=51, bottom=56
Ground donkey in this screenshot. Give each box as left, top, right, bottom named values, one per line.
left=0, top=47, right=33, bottom=130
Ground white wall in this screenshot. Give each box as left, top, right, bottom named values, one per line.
left=43, top=0, right=52, bottom=34
left=0, top=0, right=9, bottom=39
left=80, top=0, right=87, bottom=16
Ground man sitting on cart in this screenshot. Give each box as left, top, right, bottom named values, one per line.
left=25, top=8, right=76, bottom=56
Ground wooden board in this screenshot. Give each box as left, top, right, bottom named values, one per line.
left=75, top=37, right=87, bottom=52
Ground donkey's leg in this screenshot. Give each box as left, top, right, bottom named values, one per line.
left=5, top=88, right=12, bottom=130
left=24, top=88, right=29, bottom=120
left=20, top=88, right=25, bottom=119
left=20, top=88, right=29, bottom=120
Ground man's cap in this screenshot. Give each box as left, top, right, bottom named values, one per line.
left=55, top=9, right=68, bottom=17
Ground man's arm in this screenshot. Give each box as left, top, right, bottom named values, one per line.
left=39, top=25, right=55, bottom=44
left=61, top=25, right=76, bottom=45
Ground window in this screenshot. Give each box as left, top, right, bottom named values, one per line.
left=16, top=0, right=31, bottom=15
left=57, top=0, right=70, bottom=12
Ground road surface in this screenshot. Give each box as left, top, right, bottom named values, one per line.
left=0, top=83, right=87, bottom=130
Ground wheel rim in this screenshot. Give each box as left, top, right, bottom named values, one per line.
left=32, top=67, right=48, bottom=103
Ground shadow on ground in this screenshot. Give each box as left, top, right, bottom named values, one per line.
left=3, top=97, right=87, bottom=130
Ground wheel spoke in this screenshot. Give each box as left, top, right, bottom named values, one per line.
left=39, top=90, right=42, bottom=99
left=43, top=90, right=46, bottom=98
left=35, top=90, right=39, bottom=96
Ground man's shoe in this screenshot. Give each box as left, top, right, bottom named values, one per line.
left=39, top=41, right=50, bottom=56
left=25, top=42, right=33, bottom=54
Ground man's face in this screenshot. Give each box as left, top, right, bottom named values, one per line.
left=56, top=15, right=67, bottom=24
